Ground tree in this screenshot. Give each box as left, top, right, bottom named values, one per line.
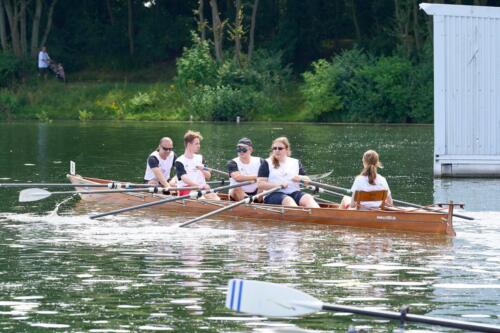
left=0, top=0, right=58, bottom=57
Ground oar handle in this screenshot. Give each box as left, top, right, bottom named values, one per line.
left=90, top=181, right=254, bottom=219
left=321, top=303, right=500, bottom=333
left=179, top=185, right=282, bottom=228
left=205, top=167, right=229, bottom=177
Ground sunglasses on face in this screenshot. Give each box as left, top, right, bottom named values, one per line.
left=272, top=146, right=285, bottom=151
left=236, top=146, right=248, bottom=153
left=161, top=146, right=173, bottom=151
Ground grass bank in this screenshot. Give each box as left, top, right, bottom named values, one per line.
left=1, top=76, right=307, bottom=122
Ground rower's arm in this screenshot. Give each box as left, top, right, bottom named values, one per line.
left=152, top=167, right=169, bottom=187
left=232, top=171, right=257, bottom=183
left=181, top=174, right=199, bottom=187
left=257, top=177, right=278, bottom=190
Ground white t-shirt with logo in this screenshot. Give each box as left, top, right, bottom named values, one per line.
left=351, top=174, right=390, bottom=209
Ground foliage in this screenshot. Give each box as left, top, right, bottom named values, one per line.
left=175, top=33, right=218, bottom=88
left=35, top=110, right=52, bottom=122
left=78, top=109, right=94, bottom=121
left=187, top=85, right=258, bottom=121
left=301, top=49, right=433, bottom=123
left=0, top=53, right=24, bottom=87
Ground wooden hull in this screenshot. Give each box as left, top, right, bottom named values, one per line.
left=68, top=175, right=455, bottom=236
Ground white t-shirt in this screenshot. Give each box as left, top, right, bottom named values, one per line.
left=38, top=51, right=50, bottom=68
left=351, top=174, right=391, bottom=209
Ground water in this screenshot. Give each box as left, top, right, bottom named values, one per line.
left=0, top=121, right=499, bottom=332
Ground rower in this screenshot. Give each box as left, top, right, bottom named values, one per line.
left=144, top=137, right=176, bottom=188
left=227, top=137, right=263, bottom=201
left=175, top=130, right=220, bottom=200
left=257, top=137, right=319, bottom=208
left=340, top=149, right=393, bottom=209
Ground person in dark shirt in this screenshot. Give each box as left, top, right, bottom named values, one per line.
left=227, top=137, right=263, bottom=201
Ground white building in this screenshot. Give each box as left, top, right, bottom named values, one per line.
left=421, top=3, right=500, bottom=177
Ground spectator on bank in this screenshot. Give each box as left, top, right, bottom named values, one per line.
left=38, top=46, right=50, bottom=79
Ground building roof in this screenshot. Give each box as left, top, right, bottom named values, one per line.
left=420, top=3, right=500, bottom=19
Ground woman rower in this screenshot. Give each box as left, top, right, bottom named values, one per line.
left=257, top=137, right=319, bottom=208
left=341, top=150, right=393, bottom=209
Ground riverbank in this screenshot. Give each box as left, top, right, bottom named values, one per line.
left=0, top=63, right=308, bottom=122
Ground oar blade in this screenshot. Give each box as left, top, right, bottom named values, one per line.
left=19, top=188, right=52, bottom=202
left=226, top=279, right=322, bottom=317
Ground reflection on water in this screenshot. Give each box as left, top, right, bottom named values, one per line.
left=434, top=178, right=500, bottom=212
left=0, top=122, right=499, bottom=332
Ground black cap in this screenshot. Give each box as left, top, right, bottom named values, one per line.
left=237, top=137, right=253, bottom=146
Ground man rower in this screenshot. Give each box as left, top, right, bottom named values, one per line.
left=144, top=137, right=176, bottom=188
left=175, top=130, right=220, bottom=200
left=227, top=137, right=263, bottom=201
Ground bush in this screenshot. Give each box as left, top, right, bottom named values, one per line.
left=0, top=53, right=24, bottom=87
left=301, top=48, right=433, bottom=123
left=128, top=91, right=158, bottom=113
left=175, top=33, right=218, bottom=88
left=0, top=90, right=19, bottom=120
left=187, top=85, right=258, bottom=121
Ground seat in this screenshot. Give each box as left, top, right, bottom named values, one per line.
left=352, top=190, right=388, bottom=209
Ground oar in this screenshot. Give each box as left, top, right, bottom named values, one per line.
left=90, top=181, right=254, bottom=220
left=305, top=180, right=474, bottom=221
left=205, top=167, right=229, bottom=177
left=225, top=279, right=500, bottom=333
left=18, top=186, right=203, bottom=203
left=1, top=182, right=123, bottom=188
left=206, top=167, right=333, bottom=182
left=179, top=186, right=284, bottom=228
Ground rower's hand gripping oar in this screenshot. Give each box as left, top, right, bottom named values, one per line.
left=305, top=179, right=474, bottom=221
left=90, top=181, right=254, bottom=220
left=179, top=185, right=284, bottom=228
left=18, top=186, right=204, bottom=203
left=226, top=279, right=500, bottom=333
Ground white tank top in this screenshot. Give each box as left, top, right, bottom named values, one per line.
left=176, top=154, right=207, bottom=188
left=144, top=150, right=175, bottom=181
left=266, top=157, right=300, bottom=194
left=229, top=156, right=261, bottom=193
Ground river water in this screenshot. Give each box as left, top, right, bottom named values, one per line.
left=0, top=121, right=499, bottom=332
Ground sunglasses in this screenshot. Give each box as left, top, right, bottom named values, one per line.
left=161, top=146, right=173, bottom=151
left=236, top=146, right=248, bottom=153
left=272, top=146, right=285, bottom=151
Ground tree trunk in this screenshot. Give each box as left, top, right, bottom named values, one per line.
left=20, top=0, right=27, bottom=55
left=127, top=0, right=134, bottom=56
left=209, top=0, right=223, bottom=62
left=349, top=0, right=361, bottom=41
left=0, top=0, right=9, bottom=51
left=3, top=0, right=21, bottom=56
left=248, top=0, right=258, bottom=62
left=197, top=0, right=206, bottom=41
left=412, top=0, right=421, bottom=52
left=106, top=0, right=114, bottom=25
left=40, top=0, right=58, bottom=50
left=233, top=0, right=242, bottom=67
left=30, top=0, right=42, bottom=57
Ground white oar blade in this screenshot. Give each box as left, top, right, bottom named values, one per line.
left=19, top=188, right=52, bottom=202
left=226, top=279, right=322, bottom=317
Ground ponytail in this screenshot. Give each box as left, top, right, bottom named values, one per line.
left=360, top=150, right=382, bottom=185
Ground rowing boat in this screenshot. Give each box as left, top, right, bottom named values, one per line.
left=67, top=174, right=456, bottom=236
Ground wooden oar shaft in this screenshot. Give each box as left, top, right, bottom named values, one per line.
left=90, top=181, right=254, bottom=219
left=179, top=186, right=282, bottom=228
left=321, top=303, right=500, bottom=333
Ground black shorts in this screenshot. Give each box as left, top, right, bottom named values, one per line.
left=264, top=191, right=306, bottom=205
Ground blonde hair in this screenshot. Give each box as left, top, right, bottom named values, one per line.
left=270, top=137, right=291, bottom=168
left=361, top=150, right=382, bottom=185
left=184, top=130, right=203, bottom=146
